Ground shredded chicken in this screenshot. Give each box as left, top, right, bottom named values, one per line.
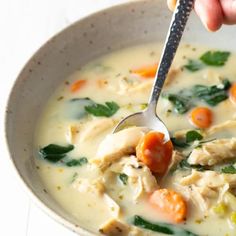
left=79, top=118, right=116, bottom=142
left=188, top=138, right=236, bottom=166
left=174, top=170, right=236, bottom=212
left=99, top=218, right=142, bottom=236
left=206, top=119, right=236, bottom=136
left=91, top=127, right=149, bottom=171
left=72, top=177, right=120, bottom=217
left=107, top=156, right=158, bottom=200
left=168, top=150, right=184, bottom=173
left=180, top=170, right=236, bottom=188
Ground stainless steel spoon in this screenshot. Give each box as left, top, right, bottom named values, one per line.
left=113, top=0, right=195, bottom=140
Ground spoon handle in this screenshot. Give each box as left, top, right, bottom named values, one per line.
left=148, top=0, right=195, bottom=112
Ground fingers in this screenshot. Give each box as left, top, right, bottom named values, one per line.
left=220, top=0, right=236, bottom=24
left=194, top=0, right=223, bottom=31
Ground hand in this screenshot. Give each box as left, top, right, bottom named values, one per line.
left=167, top=0, right=236, bottom=31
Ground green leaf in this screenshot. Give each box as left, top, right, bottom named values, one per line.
left=200, top=51, right=230, bottom=66
left=65, top=157, right=88, bottom=167
left=132, top=215, right=198, bottom=236
left=164, top=94, right=191, bottom=114
left=221, top=165, right=236, bottom=174
left=171, top=130, right=202, bottom=149
left=186, top=130, right=203, bottom=143
left=184, top=60, right=204, bottom=72
left=170, top=138, right=189, bottom=148
left=192, top=79, right=231, bottom=106
left=85, top=101, right=119, bottom=117
left=119, top=173, right=128, bottom=185
left=39, top=144, right=74, bottom=162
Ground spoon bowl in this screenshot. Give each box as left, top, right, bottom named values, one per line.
left=114, top=0, right=195, bottom=139
left=113, top=109, right=170, bottom=141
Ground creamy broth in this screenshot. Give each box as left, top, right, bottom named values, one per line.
left=35, top=43, right=236, bottom=236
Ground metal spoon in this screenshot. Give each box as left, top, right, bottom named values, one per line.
left=113, top=0, right=195, bottom=140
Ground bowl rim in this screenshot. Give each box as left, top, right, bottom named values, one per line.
left=4, top=0, right=152, bottom=235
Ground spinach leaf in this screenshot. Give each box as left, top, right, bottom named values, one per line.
left=66, top=98, right=95, bottom=119
left=171, top=138, right=189, bottom=148
left=184, top=60, right=204, bottom=72
left=171, top=130, right=202, bottom=149
left=39, top=144, right=74, bottom=162
left=186, top=130, right=203, bottom=143
left=132, top=215, right=197, bottom=236
left=119, top=173, right=128, bottom=185
left=221, top=165, right=236, bottom=174
left=65, top=157, right=88, bottom=167
left=192, top=79, right=231, bottom=106
left=163, top=94, right=191, bottom=114
left=200, top=51, right=230, bottom=66
left=85, top=101, right=119, bottom=117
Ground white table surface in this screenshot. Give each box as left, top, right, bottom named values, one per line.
left=0, top=1, right=132, bottom=235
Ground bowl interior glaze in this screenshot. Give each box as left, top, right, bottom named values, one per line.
left=5, top=0, right=236, bottom=235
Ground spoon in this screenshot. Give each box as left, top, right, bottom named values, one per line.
left=113, top=0, right=195, bottom=140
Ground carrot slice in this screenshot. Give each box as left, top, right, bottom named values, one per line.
left=136, top=131, right=173, bottom=175
left=131, top=63, right=158, bottom=78
left=70, top=79, right=86, bottom=92
left=189, top=106, right=213, bottom=129
left=149, top=189, right=187, bottom=223
left=229, top=83, right=236, bottom=105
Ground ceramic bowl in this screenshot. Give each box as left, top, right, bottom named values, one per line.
left=5, top=0, right=236, bottom=235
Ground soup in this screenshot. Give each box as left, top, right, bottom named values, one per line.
left=34, top=43, right=236, bottom=236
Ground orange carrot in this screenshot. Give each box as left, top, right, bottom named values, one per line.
left=136, top=131, right=173, bottom=175
left=189, top=106, right=213, bottom=129
left=131, top=63, right=158, bottom=78
left=229, top=83, right=236, bottom=105
left=149, top=189, right=187, bottom=223
left=70, top=79, right=86, bottom=92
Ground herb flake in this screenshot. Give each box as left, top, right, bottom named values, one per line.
left=65, top=157, right=88, bottom=167
left=119, top=173, right=128, bottom=185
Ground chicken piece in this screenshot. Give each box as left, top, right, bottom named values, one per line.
left=72, top=177, right=120, bottom=217
left=176, top=170, right=235, bottom=213
left=188, top=138, right=236, bottom=166
left=91, top=127, right=149, bottom=171
left=72, top=177, right=105, bottom=196
left=79, top=118, right=116, bottom=142
left=206, top=119, right=236, bottom=136
left=180, top=170, right=236, bottom=189
left=167, top=150, right=184, bottom=173
left=108, top=156, right=158, bottom=200
left=99, top=219, right=142, bottom=236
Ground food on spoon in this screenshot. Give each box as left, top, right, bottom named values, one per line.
left=136, top=131, right=173, bottom=175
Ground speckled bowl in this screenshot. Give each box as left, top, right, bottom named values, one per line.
left=5, top=0, right=236, bottom=235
